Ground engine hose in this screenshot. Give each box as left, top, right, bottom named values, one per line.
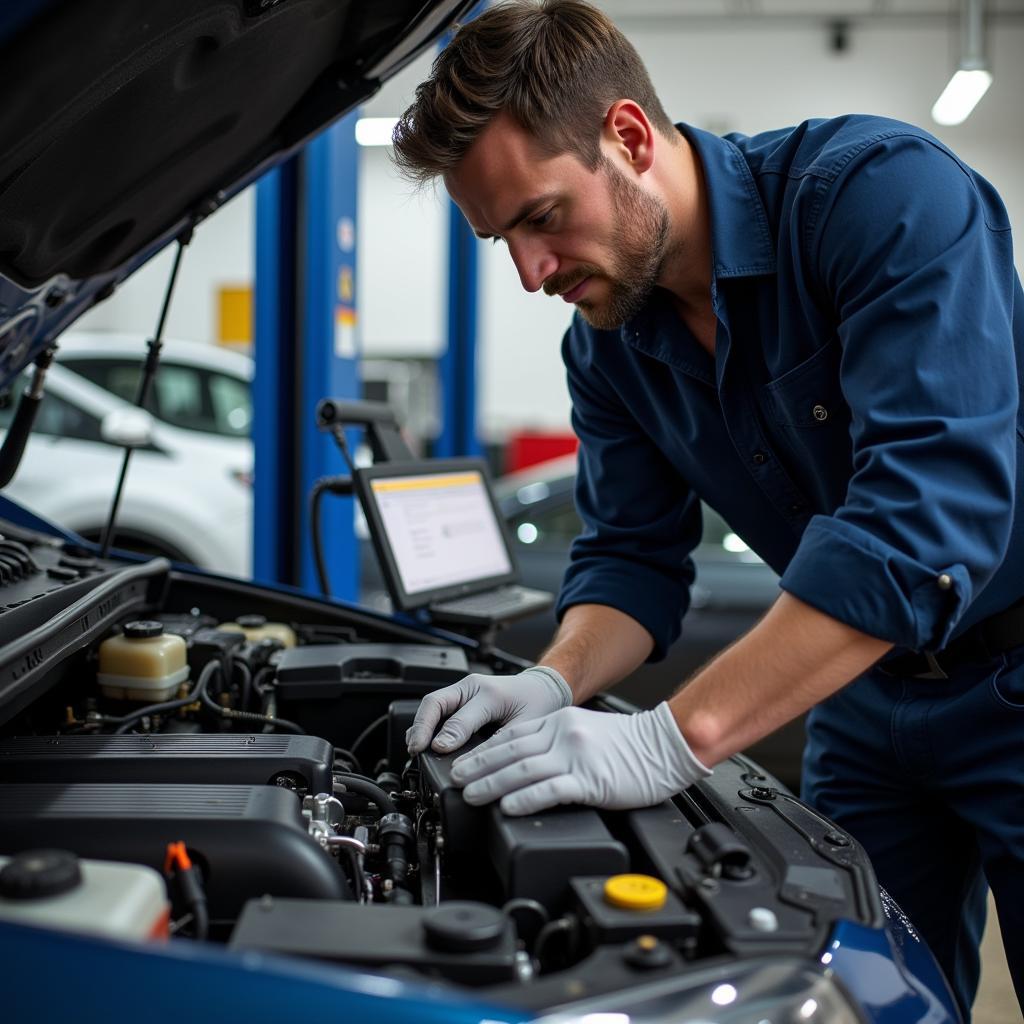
left=190, top=899, right=210, bottom=941
left=234, top=658, right=253, bottom=713
left=220, top=706, right=304, bottom=734
left=198, top=682, right=304, bottom=734
left=386, top=841, right=409, bottom=889
left=377, top=811, right=415, bottom=903
left=111, top=661, right=219, bottom=734
left=385, top=864, right=413, bottom=905
left=502, top=898, right=550, bottom=945
left=332, top=772, right=397, bottom=814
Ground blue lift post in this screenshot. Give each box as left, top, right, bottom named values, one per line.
left=253, top=111, right=361, bottom=600
left=252, top=162, right=295, bottom=588
left=437, top=199, right=483, bottom=459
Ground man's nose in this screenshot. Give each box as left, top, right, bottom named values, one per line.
left=508, top=238, right=557, bottom=294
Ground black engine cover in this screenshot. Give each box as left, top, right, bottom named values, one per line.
left=0, top=734, right=334, bottom=797
left=0, top=783, right=347, bottom=921
left=418, top=747, right=629, bottom=910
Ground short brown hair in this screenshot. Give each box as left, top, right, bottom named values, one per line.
left=392, top=0, right=675, bottom=184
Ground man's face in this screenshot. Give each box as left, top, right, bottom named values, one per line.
left=445, top=114, right=670, bottom=331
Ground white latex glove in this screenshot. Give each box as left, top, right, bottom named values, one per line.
left=449, top=702, right=711, bottom=815
left=405, top=666, right=573, bottom=755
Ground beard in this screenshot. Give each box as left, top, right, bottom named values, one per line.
left=543, top=159, right=671, bottom=331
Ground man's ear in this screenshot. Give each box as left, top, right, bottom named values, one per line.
left=602, top=100, right=656, bottom=174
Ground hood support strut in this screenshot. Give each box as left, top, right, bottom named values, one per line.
left=0, top=349, right=55, bottom=489
left=99, top=221, right=195, bottom=559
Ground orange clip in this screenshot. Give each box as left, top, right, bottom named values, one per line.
left=164, top=841, right=193, bottom=874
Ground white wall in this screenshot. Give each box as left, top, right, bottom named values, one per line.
left=370, top=13, right=1024, bottom=436
left=628, top=17, right=1024, bottom=229
left=76, top=184, right=254, bottom=345
left=356, top=143, right=448, bottom=357
left=77, top=13, right=1024, bottom=439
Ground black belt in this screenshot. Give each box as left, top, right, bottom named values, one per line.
left=880, top=598, right=1024, bottom=680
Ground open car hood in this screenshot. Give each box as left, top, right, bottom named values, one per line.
left=0, top=0, right=472, bottom=388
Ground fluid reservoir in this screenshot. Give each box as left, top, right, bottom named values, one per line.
left=97, top=621, right=189, bottom=702
left=218, top=613, right=296, bottom=648
left=0, top=850, right=169, bottom=941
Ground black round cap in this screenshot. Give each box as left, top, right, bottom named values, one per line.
left=421, top=901, right=507, bottom=953
left=0, top=850, right=83, bottom=900
left=123, top=620, right=164, bottom=639
left=235, top=614, right=267, bottom=629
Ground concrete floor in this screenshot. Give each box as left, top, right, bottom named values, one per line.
left=973, top=894, right=1017, bottom=1023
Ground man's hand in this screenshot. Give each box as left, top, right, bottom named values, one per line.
left=449, top=702, right=711, bottom=815
left=405, top=666, right=573, bottom=755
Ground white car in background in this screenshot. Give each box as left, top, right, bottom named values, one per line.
left=54, top=331, right=253, bottom=441
left=0, top=334, right=253, bottom=575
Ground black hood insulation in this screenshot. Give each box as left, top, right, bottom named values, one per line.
left=0, top=0, right=442, bottom=286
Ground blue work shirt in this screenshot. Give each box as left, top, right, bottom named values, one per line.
left=558, top=115, right=1024, bottom=660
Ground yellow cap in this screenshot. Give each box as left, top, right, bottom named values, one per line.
left=603, top=874, right=668, bottom=911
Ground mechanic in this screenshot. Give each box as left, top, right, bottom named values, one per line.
left=394, top=2, right=1024, bottom=1013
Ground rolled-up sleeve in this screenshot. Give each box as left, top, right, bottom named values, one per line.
left=557, top=318, right=702, bottom=660
left=780, top=135, right=1019, bottom=650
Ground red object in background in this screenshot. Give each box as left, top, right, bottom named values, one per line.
left=505, top=431, right=578, bottom=472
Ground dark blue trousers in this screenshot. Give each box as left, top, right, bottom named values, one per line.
left=802, top=643, right=1024, bottom=1021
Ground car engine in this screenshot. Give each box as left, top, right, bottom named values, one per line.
left=0, top=521, right=887, bottom=1012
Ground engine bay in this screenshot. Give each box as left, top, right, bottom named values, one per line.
left=0, top=519, right=885, bottom=1012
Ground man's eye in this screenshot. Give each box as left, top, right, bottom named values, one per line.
left=530, top=210, right=553, bottom=228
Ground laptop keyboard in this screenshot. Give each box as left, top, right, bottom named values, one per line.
left=432, top=585, right=549, bottom=617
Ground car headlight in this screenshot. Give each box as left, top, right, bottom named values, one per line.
left=535, top=958, right=862, bottom=1024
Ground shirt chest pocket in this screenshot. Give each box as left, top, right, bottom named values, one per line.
left=761, top=336, right=853, bottom=510
left=763, top=335, right=849, bottom=431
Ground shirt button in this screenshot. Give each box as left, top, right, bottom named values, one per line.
left=936, top=573, right=953, bottom=590
left=812, top=404, right=829, bottom=422
left=789, top=503, right=803, bottom=515
left=752, top=451, right=768, bottom=465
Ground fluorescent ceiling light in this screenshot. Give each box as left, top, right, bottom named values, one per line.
left=355, top=117, right=399, bottom=146
left=932, top=0, right=991, bottom=126
left=931, top=68, right=992, bottom=125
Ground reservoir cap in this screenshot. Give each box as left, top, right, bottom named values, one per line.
left=603, top=874, right=667, bottom=911
left=0, top=850, right=82, bottom=900
left=123, top=620, right=164, bottom=639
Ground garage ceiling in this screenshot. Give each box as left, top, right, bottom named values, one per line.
left=598, top=0, right=1024, bottom=22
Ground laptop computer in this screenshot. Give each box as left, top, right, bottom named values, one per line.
left=354, top=458, right=554, bottom=628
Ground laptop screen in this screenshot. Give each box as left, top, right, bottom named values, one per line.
left=355, top=458, right=518, bottom=610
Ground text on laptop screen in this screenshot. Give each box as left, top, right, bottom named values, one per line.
left=369, top=470, right=512, bottom=596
